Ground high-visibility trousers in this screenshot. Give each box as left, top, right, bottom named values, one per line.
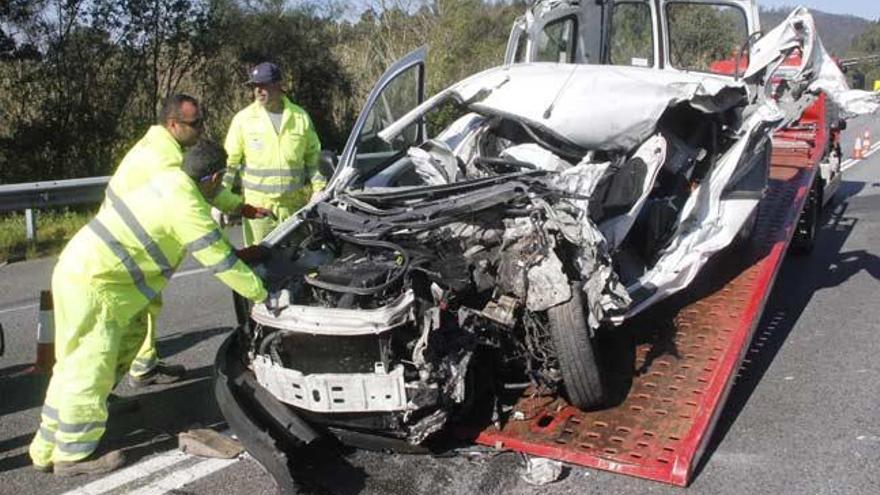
left=29, top=269, right=145, bottom=468
left=241, top=194, right=306, bottom=246
left=127, top=297, right=162, bottom=378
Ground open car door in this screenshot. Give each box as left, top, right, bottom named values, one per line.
left=333, top=46, right=427, bottom=189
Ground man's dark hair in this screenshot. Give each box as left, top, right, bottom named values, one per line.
left=182, top=140, right=227, bottom=181
left=159, top=93, right=199, bottom=124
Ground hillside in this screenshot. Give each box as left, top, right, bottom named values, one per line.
left=760, top=7, right=873, bottom=56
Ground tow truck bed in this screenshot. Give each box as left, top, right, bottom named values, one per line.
left=471, top=139, right=820, bottom=486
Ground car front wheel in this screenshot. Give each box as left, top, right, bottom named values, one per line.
left=547, top=284, right=607, bottom=410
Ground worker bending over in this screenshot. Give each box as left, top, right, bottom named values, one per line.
left=109, top=94, right=272, bottom=388
left=30, top=140, right=268, bottom=476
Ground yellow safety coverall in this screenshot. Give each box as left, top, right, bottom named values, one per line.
left=29, top=169, right=267, bottom=468
left=107, top=126, right=244, bottom=379
left=224, top=97, right=323, bottom=245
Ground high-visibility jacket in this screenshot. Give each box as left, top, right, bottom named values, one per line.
left=59, top=168, right=266, bottom=323
left=110, top=125, right=242, bottom=213
left=224, top=97, right=323, bottom=209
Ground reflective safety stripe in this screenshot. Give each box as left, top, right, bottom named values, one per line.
left=42, top=404, right=60, bottom=422
left=58, top=420, right=105, bottom=434
left=186, top=229, right=223, bottom=252
left=87, top=219, right=158, bottom=301
left=130, top=356, right=157, bottom=374
left=56, top=439, right=99, bottom=455
left=205, top=251, right=239, bottom=274
left=39, top=426, right=55, bottom=443
left=106, top=188, right=175, bottom=280
left=243, top=167, right=299, bottom=178
left=40, top=406, right=105, bottom=434
left=241, top=179, right=304, bottom=194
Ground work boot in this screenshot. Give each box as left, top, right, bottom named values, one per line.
left=128, top=361, right=187, bottom=388
left=53, top=450, right=125, bottom=477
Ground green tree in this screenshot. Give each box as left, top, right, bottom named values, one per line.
left=848, top=21, right=880, bottom=88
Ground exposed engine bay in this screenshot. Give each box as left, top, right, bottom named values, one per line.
left=242, top=101, right=751, bottom=444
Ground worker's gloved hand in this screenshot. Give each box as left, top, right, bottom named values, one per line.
left=240, top=204, right=276, bottom=220
left=235, top=245, right=271, bottom=264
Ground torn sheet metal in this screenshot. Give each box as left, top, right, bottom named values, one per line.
left=409, top=140, right=461, bottom=185
left=497, top=218, right=571, bottom=312
left=747, top=7, right=879, bottom=116
left=599, top=134, right=668, bottom=248
left=625, top=105, right=779, bottom=318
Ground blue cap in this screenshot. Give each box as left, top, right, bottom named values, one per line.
left=246, top=62, right=282, bottom=85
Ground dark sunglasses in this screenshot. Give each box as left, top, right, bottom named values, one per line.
left=178, top=118, right=204, bottom=128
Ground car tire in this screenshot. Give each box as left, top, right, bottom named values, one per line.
left=547, top=284, right=606, bottom=410
left=791, top=177, right=821, bottom=255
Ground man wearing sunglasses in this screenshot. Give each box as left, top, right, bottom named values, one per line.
left=30, top=140, right=269, bottom=475
left=102, top=94, right=273, bottom=390
left=224, top=62, right=324, bottom=246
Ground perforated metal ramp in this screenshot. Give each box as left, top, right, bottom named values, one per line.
left=473, top=144, right=819, bottom=486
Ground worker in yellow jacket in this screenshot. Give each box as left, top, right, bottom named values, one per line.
left=29, top=140, right=269, bottom=475
left=107, top=95, right=273, bottom=388
left=224, top=62, right=324, bottom=245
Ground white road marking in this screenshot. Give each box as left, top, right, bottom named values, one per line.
left=124, top=456, right=240, bottom=495
left=0, top=303, right=37, bottom=315
left=62, top=429, right=243, bottom=495
left=62, top=451, right=190, bottom=495
left=842, top=141, right=880, bottom=172
left=862, top=141, right=880, bottom=159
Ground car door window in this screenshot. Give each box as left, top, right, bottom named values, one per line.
left=667, top=2, right=748, bottom=73
left=339, top=48, right=426, bottom=181
left=535, top=16, right=577, bottom=63
left=609, top=2, right=654, bottom=68
left=356, top=68, right=420, bottom=156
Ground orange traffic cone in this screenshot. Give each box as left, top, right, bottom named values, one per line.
left=854, top=136, right=864, bottom=159
left=864, top=130, right=872, bottom=152
left=28, top=290, right=55, bottom=375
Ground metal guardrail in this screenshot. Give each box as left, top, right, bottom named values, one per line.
left=0, top=176, right=109, bottom=240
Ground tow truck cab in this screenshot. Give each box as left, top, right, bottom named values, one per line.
left=504, top=0, right=760, bottom=74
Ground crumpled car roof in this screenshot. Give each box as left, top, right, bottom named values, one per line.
left=382, top=64, right=748, bottom=152
left=464, top=65, right=750, bottom=151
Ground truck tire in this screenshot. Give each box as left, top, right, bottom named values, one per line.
left=791, top=177, right=821, bottom=254
left=547, top=284, right=606, bottom=410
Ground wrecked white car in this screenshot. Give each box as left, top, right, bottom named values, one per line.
left=215, top=2, right=877, bottom=491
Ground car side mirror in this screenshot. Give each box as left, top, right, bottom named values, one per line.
left=318, top=150, right=338, bottom=179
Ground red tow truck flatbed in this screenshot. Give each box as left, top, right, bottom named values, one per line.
left=471, top=129, right=823, bottom=486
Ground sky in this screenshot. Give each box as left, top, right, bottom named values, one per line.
left=759, top=1, right=879, bottom=20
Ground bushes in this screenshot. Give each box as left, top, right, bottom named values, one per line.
left=0, top=0, right=521, bottom=184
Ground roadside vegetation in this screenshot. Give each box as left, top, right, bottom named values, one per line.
left=0, top=208, right=95, bottom=262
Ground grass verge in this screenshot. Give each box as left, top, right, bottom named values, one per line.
left=0, top=208, right=96, bottom=262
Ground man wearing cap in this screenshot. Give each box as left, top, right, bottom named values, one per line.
left=105, top=94, right=273, bottom=389
left=29, top=140, right=270, bottom=476
left=224, top=62, right=324, bottom=245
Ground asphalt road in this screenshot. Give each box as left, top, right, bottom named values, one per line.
left=1, top=114, right=880, bottom=495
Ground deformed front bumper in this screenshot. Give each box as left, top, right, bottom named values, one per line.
left=214, top=328, right=319, bottom=495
